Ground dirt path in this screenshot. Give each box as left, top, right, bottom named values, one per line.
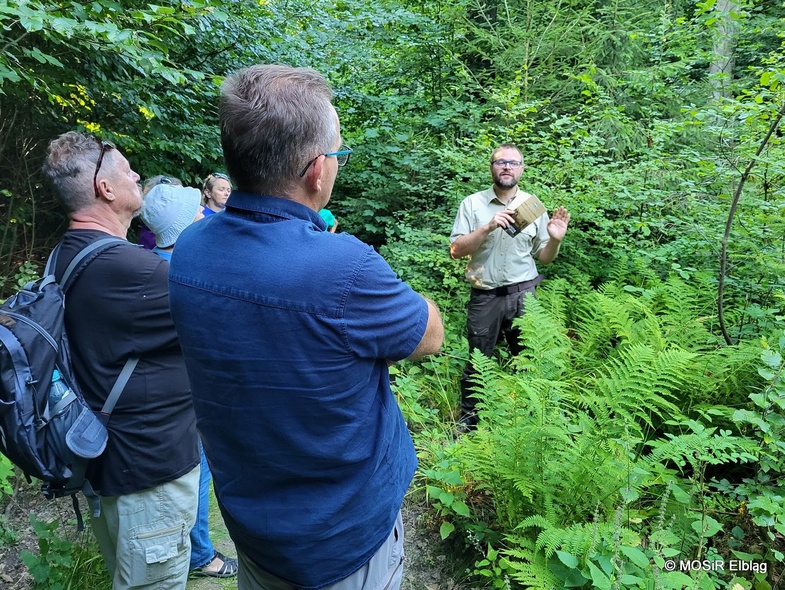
left=186, top=493, right=463, bottom=590
left=0, top=479, right=467, bottom=590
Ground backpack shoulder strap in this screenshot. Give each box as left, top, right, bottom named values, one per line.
left=100, top=356, right=140, bottom=418
left=43, top=242, right=63, bottom=277
left=48, top=236, right=141, bottom=420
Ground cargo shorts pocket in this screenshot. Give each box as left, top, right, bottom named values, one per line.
left=128, top=522, right=187, bottom=585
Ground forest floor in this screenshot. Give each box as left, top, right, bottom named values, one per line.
left=0, top=476, right=475, bottom=590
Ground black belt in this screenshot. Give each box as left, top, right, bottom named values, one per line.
left=475, top=274, right=544, bottom=297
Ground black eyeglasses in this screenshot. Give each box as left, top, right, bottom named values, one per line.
left=93, top=139, right=115, bottom=199
left=298, top=145, right=353, bottom=177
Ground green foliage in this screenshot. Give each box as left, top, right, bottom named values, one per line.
left=21, top=515, right=109, bottom=590
left=730, top=331, right=785, bottom=557
left=379, top=214, right=467, bottom=319
left=472, top=543, right=518, bottom=589
left=643, top=420, right=759, bottom=474
left=0, top=514, right=19, bottom=548
left=0, top=455, right=15, bottom=497
left=391, top=349, right=463, bottom=431
left=415, top=278, right=778, bottom=587
left=0, top=456, right=18, bottom=549
left=424, top=465, right=471, bottom=540
left=503, top=495, right=728, bottom=590
left=0, top=0, right=227, bottom=286
left=13, top=261, right=40, bottom=288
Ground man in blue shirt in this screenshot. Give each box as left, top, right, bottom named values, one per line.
left=168, top=64, right=444, bottom=590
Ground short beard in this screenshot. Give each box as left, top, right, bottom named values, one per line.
left=494, top=177, right=518, bottom=190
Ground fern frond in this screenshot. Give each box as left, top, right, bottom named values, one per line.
left=536, top=278, right=571, bottom=328
left=511, top=518, right=642, bottom=564
left=502, top=537, right=561, bottom=590
left=584, top=343, right=689, bottom=436
left=644, top=274, right=718, bottom=352
left=512, top=294, right=573, bottom=381
left=690, top=339, right=763, bottom=406
left=517, top=514, right=552, bottom=532
left=642, top=423, right=760, bottom=472
left=572, top=277, right=718, bottom=362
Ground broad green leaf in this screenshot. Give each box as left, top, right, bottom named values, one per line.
left=587, top=561, right=611, bottom=590
left=619, top=545, right=649, bottom=569
left=670, top=483, right=691, bottom=504
left=691, top=515, right=722, bottom=538
left=451, top=500, right=470, bottom=517
left=437, top=490, right=454, bottom=505
left=620, top=485, right=639, bottom=503
left=556, top=550, right=579, bottom=568
left=442, top=470, right=463, bottom=485
left=439, top=521, right=454, bottom=540
left=661, top=571, right=697, bottom=587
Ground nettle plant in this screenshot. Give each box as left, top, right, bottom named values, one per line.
left=21, top=515, right=109, bottom=590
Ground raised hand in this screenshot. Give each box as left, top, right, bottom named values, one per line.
left=547, top=206, right=570, bottom=241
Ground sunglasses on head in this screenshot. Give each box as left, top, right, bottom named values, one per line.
left=93, top=138, right=115, bottom=199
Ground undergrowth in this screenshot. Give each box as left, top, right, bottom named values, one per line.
left=399, top=274, right=784, bottom=589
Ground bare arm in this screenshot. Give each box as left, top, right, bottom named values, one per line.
left=450, top=210, right=516, bottom=259
left=406, top=297, right=444, bottom=359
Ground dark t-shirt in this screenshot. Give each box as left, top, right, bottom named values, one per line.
left=55, top=229, right=199, bottom=496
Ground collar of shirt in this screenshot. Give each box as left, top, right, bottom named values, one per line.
left=225, top=191, right=327, bottom=231
left=482, top=186, right=520, bottom=207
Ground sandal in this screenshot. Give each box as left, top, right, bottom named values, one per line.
left=190, top=551, right=238, bottom=578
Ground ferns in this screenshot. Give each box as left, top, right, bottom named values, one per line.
left=415, top=275, right=775, bottom=588
left=511, top=294, right=573, bottom=380
left=582, top=344, right=688, bottom=438
left=643, top=422, right=760, bottom=471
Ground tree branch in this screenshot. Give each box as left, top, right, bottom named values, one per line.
left=717, top=101, right=785, bottom=345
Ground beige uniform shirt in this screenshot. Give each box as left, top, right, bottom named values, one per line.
left=450, top=187, right=550, bottom=289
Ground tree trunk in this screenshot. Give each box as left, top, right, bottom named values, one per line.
left=709, top=0, right=739, bottom=100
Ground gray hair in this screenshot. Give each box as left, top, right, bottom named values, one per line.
left=42, top=131, right=116, bottom=213
left=219, top=64, right=337, bottom=196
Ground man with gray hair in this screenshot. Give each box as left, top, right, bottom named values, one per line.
left=42, top=132, right=200, bottom=590
left=168, top=64, right=444, bottom=590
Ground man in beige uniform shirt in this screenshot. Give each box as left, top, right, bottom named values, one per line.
left=450, top=143, right=570, bottom=428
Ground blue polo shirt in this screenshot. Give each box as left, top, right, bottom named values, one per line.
left=168, top=192, right=427, bottom=589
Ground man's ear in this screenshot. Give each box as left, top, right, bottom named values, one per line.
left=95, top=177, right=115, bottom=202
left=305, top=155, right=325, bottom=192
